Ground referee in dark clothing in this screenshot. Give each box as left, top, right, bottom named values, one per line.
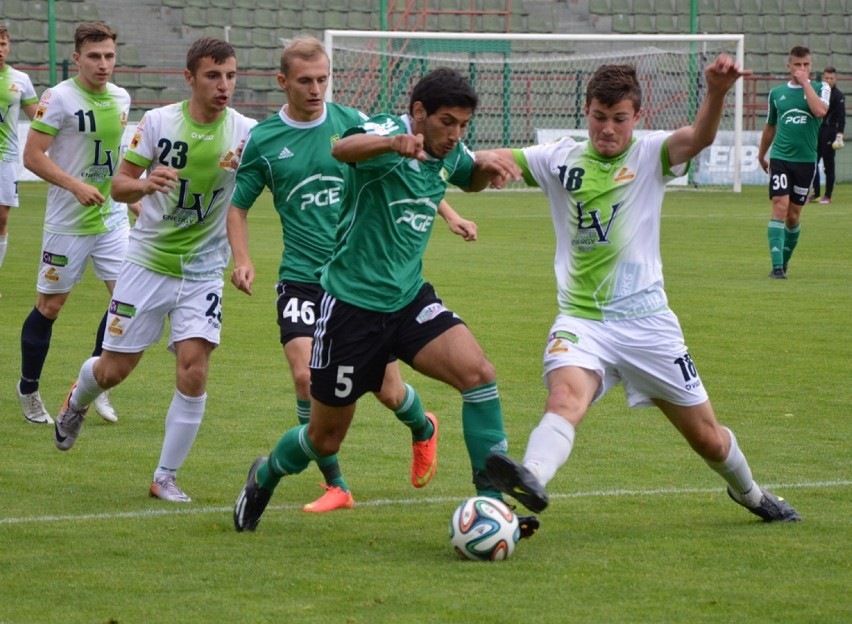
left=811, top=66, right=845, bottom=204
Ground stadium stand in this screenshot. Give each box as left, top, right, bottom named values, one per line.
left=2, top=0, right=27, bottom=21
left=2, top=0, right=848, bottom=126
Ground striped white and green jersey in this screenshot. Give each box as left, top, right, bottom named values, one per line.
left=123, top=101, right=256, bottom=280
left=514, top=132, right=688, bottom=321
left=30, top=77, right=131, bottom=235
left=0, top=65, right=38, bottom=163
left=766, top=80, right=831, bottom=163
left=231, top=103, right=368, bottom=283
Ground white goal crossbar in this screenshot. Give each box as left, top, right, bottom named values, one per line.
left=325, top=31, right=746, bottom=191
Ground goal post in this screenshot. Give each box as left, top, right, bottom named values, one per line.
left=324, top=31, right=746, bottom=191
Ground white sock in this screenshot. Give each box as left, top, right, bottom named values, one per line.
left=705, top=427, right=761, bottom=507
left=70, top=357, right=105, bottom=410
left=522, top=412, right=576, bottom=487
left=0, top=234, right=7, bottom=267
left=155, top=389, right=205, bottom=477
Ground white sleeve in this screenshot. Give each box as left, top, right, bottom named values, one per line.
left=520, top=138, right=575, bottom=188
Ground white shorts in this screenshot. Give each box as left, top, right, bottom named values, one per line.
left=103, top=261, right=223, bottom=354
left=542, top=311, right=709, bottom=408
left=0, top=162, right=20, bottom=207
left=37, top=226, right=129, bottom=294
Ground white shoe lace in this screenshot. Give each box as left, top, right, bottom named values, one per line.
left=58, top=406, right=86, bottom=433
left=153, top=475, right=191, bottom=502
left=19, top=387, right=51, bottom=423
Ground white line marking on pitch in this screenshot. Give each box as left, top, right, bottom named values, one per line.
left=1, top=480, right=848, bottom=526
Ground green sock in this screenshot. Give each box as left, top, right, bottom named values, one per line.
left=461, top=382, right=507, bottom=499
left=783, top=224, right=800, bottom=267
left=296, top=399, right=311, bottom=425
left=394, top=383, right=432, bottom=441
left=768, top=219, right=785, bottom=268
left=294, top=398, right=347, bottom=491
left=257, top=424, right=317, bottom=491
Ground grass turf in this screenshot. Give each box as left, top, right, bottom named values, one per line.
left=0, top=183, right=849, bottom=623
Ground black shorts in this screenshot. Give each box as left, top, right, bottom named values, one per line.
left=768, top=159, right=816, bottom=205
left=275, top=281, right=322, bottom=345
left=309, top=282, right=465, bottom=406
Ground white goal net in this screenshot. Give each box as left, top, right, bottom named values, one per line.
left=324, top=32, right=745, bottom=191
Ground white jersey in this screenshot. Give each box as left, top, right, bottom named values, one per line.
left=123, top=101, right=256, bottom=280
left=516, top=132, right=688, bottom=321
left=0, top=65, right=38, bottom=163
left=31, top=77, right=131, bottom=235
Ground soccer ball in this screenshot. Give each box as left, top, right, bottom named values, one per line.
left=449, top=496, right=520, bottom=561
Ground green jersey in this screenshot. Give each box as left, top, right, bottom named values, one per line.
left=31, top=77, right=131, bottom=235
left=0, top=65, right=37, bottom=163
left=231, top=103, right=367, bottom=283
left=123, top=101, right=256, bottom=280
left=320, top=113, right=475, bottom=312
left=766, top=80, right=831, bottom=162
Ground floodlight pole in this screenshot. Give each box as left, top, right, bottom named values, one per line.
left=48, top=0, right=57, bottom=85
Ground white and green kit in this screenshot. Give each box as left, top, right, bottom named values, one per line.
left=30, top=77, right=131, bottom=234
left=0, top=64, right=37, bottom=164
left=123, top=101, right=256, bottom=280
left=514, top=132, right=687, bottom=321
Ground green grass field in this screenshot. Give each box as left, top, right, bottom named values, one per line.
left=1, top=183, right=850, bottom=623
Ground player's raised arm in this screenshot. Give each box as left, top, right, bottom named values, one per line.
left=667, top=54, right=749, bottom=167
left=332, top=131, right=427, bottom=163
left=461, top=149, right=522, bottom=192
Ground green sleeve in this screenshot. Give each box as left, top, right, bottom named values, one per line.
left=124, top=150, right=152, bottom=169
left=660, top=138, right=691, bottom=178
left=29, top=120, right=59, bottom=136
left=447, top=145, right=475, bottom=187
left=231, top=137, right=267, bottom=210
left=512, top=148, right=539, bottom=187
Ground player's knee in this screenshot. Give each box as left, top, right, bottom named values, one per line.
left=373, top=387, right=401, bottom=410
left=546, top=388, right=588, bottom=419
left=307, top=428, right=343, bottom=457
left=94, top=362, right=129, bottom=389
left=690, top=426, right=728, bottom=462
left=36, top=296, right=66, bottom=319
left=293, top=372, right=311, bottom=400
left=457, top=358, right=496, bottom=391
left=176, top=361, right=209, bottom=396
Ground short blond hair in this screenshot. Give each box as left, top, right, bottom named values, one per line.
left=280, top=36, right=328, bottom=76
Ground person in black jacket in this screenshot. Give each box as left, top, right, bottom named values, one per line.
left=810, top=67, right=845, bottom=204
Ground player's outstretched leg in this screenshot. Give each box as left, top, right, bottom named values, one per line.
left=293, top=399, right=354, bottom=512
left=727, top=486, right=802, bottom=522
left=54, top=383, right=88, bottom=451
left=485, top=453, right=549, bottom=513
left=234, top=456, right=273, bottom=532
